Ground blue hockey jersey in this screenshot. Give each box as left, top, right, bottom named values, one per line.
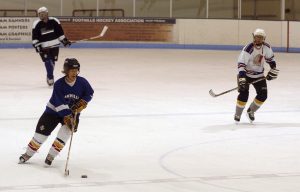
left=45, top=76, right=94, bottom=117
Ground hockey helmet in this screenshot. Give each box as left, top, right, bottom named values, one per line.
left=63, top=58, right=80, bottom=73
left=37, top=7, right=48, bottom=14
left=253, top=28, right=266, bottom=39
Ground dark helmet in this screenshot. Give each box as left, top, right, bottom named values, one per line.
left=63, top=58, right=80, bottom=73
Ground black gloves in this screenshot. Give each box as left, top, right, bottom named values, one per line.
left=33, top=43, right=42, bottom=53
left=266, top=68, right=279, bottom=81
left=61, top=38, right=71, bottom=47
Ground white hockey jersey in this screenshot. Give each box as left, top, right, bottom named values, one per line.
left=238, top=42, right=276, bottom=78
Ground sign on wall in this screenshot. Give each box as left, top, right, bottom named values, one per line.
left=0, top=17, right=175, bottom=43
left=61, top=17, right=175, bottom=42
left=0, top=17, right=34, bottom=43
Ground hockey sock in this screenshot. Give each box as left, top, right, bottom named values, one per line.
left=44, top=59, right=55, bottom=80
left=235, top=99, right=246, bottom=117
left=47, top=125, right=71, bottom=158
left=248, top=98, right=264, bottom=113
left=26, top=132, right=48, bottom=157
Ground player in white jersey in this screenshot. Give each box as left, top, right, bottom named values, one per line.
left=234, top=28, right=279, bottom=123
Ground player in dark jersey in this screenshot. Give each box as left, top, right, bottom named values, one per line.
left=32, top=7, right=71, bottom=86
left=19, top=58, right=94, bottom=165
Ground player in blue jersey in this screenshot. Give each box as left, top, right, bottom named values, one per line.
left=32, top=7, right=71, bottom=86
left=19, top=58, right=94, bottom=165
left=234, top=29, right=279, bottom=123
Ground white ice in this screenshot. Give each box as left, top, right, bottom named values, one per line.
left=0, top=48, right=299, bottom=192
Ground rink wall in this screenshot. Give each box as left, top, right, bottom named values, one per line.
left=0, top=17, right=300, bottom=52
left=175, top=20, right=288, bottom=52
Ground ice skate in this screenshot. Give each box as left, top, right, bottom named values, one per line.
left=234, top=115, right=240, bottom=123
left=45, top=154, right=54, bottom=166
left=19, top=153, right=31, bottom=164
left=246, top=108, right=255, bottom=123
left=46, top=78, right=54, bottom=86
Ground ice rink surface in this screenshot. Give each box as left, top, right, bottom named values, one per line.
left=0, top=48, right=299, bottom=192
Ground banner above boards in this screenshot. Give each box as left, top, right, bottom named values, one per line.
left=60, top=17, right=175, bottom=42
left=0, top=17, right=175, bottom=43
left=59, top=17, right=176, bottom=24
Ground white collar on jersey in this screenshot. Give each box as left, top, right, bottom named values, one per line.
left=65, top=78, right=76, bottom=87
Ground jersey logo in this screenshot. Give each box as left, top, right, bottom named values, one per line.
left=253, top=54, right=263, bottom=66
left=40, top=125, right=45, bottom=131
left=65, top=94, right=79, bottom=107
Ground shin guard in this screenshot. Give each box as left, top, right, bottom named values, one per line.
left=47, top=125, right=71, bottom=159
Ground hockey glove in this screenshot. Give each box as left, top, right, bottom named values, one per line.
left=33, top=44, right=42, bottom=53
left=71, top=99, right=87, bottom=113
left=63, top=114, right=75, bottom=131
left=266, top=68, right=279, bottom=81
left=238, top=77, right=247, bottom=92
left=62, top=38, right=71, bottom=47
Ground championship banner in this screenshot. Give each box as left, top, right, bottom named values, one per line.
left=60, top=17, right=176, bottom=42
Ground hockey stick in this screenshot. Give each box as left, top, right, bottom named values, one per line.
left=209, top=77, right=265, bottom=98
left=71, top=25, right=108, bottom=44
left=64, top=111, right=77, bottom=176
left=34, top=26, right=108, bottom=49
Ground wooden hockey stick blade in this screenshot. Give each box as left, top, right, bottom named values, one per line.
left=71, top=26, right=108, bottom=43
left=100, top=25, right=108, bottom=37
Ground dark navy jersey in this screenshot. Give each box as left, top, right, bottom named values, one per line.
left=32, top=17, right=65, bottom=48
left=45, top=76, right=94, bottom=117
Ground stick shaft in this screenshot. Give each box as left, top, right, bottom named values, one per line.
left=64, top=112, right=77, bottom=176
left=209, top=77, right=265, bottom=97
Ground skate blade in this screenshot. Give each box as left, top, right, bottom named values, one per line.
left=18, top=161, right=26, bottom=164
left=64, top=170, right=70, bottom=176
left=246, top=114, right=254, bottom=124
left=18, top=157, right=27, bottom=164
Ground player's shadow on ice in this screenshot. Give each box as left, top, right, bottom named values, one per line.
left=203, top=122, right=300, bottom=133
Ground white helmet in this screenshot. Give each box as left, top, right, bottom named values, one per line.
left=253, top=28, right=266, bottom=39
left=37, top=7, right=48, bottom=14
